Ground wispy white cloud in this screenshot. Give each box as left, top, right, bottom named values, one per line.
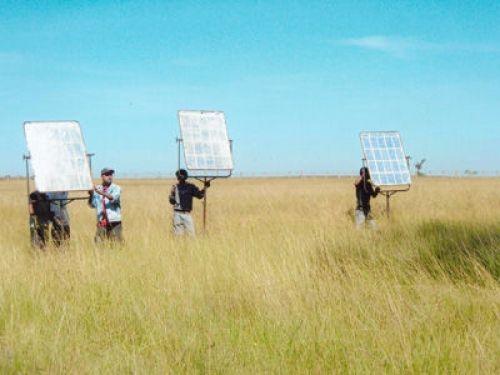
left=339, top=36, right=500, bottom=57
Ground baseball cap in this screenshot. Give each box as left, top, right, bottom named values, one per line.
left=100, top=167, right=115, bottom=175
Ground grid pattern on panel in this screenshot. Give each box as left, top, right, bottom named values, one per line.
left=24, top=121, right=93, bottom=192
left=360, top=132, right=411, bottom=186
left=178, top=111, right=233, bottom=171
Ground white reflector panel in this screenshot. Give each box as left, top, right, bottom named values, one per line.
left=360, top=131, right=411, bottom=187
left=178, top=110, right=233, bottom=171
left=24, top=121, right=93, bottom=192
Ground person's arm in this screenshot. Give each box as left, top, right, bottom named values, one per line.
left=28, top=193, right=37, bottom=215
left=354, top=176, right=363, bottom=187
left=169, top=185, right=176, bottom=205
left=371, top=183, right=381, bottom=198
left=192, top=184, right=205, bottom=200
left=61, top=192, right=70, bottom=207
left=198, top=180, right=211, bottom=199
left=88, top=190, right=96, bottom=208
left=108, top=186, right=121, bottom=203
left=94, top=185, right=118, bottom=201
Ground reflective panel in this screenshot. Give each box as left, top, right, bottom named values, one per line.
left=24, top=121, right=93, bottom=192
left=178, top=110, right=233, bottom=171
left=359, top=131, right=411, bottom=187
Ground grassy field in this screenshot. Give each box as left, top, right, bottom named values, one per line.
left=0, top=177, right=499, bottom=374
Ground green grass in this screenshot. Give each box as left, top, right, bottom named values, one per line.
left=417, top=221, right=500, bottom=283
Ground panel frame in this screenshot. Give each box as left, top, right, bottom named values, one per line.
left=23, top=120, right=94, bottom=193
left=359, top=131, right=411, bottom=192
left=177, top=110, right=234, bottom=179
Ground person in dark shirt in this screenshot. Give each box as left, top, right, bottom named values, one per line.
left=354, top=167, right=380, bottom=229
left=28, top=190, right=54, bottom=248
left=169, top=169, right=209, bottom=236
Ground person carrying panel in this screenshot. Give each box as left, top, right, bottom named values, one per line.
left=169, top=169, right=209, bottom=236
left=354, top=167, right=381, bottom=229
left=88, top=168, right=123, bottom=243
left=28, top=190, right=54, bottom=248
left=47, top=191, right=70, bottom=246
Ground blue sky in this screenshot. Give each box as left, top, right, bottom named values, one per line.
left=1, top=0, right=499, bottom=176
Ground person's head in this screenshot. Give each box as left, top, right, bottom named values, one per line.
left=360, top=167, right=371, bottom=180
left=175, top=169, right=188, bottom=183
left=100, top=168, right=115, bottom=185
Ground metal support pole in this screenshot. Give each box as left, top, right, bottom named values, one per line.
left=87, top=153, right=95, bottom=175
left=203, top=177, right=207, bottom=230
left=23, top=154, right=35, bottom=245
left=195, top=177, right=216, bottom=232
left=23, top=154, right=30, bottom=202
left=386, top=194, right=390, bottom=218
left=176, top=138, right=182, bottom=171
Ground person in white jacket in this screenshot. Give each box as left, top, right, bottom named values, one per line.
left=88, top=167, right=122, bottom=243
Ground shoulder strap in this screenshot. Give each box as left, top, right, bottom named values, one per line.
left=101, top=185, right=110, bottom=226
left=174, top=185, right=181, bottom=210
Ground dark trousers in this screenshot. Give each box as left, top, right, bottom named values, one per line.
left=95, top=222, right=123, bottom=243
left=30, top=217, right=71, bottom=249
left=30, top=217, right=50, bottom=249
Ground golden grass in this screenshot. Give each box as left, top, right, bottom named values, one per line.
left=0, top=177, right=499, bottom=374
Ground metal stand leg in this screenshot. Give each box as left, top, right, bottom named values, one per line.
left=203, top=177, right=207, bottom=231
left=24, top=154, right=36, bottom=248
left=24, top=155, right=30, bottom=201
left=176, top=138, right=182, bottom=171
left=87, top=153, right=95, bottom=176
left=386, top=194, right=390, bottom=218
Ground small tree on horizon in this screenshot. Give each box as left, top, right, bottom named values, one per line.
left=415, top=158, right=426, bottom=176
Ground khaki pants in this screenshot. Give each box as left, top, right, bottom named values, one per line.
left=355, top=209, right=377, bottom=230
left=173, top=211, right=195, bottom=236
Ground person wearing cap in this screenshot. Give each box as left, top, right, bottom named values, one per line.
left=169, top=169, right=209, bottom=236
left=47, top=191, right=70, bottom=246
left=88, top=168, right=123, bottom=242
left=354, top=167, right=381, bottom=229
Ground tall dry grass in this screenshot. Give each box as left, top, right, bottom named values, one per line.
left=0, top=177, right=499, bottom=374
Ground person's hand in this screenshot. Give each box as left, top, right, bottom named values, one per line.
left=204, top=180, right=211, bottom=188
left=94, top=185, right=104, bottom=195
left=375, top=186, right=381, bottom=193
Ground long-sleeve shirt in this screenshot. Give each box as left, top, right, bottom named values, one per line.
left=169, top=182, right=204, bottom=212
left=355, top=179, right=379, bottom=215
left=29, top=191, right=53, bottom=221
left=89, top=183, right=122, bottom=223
